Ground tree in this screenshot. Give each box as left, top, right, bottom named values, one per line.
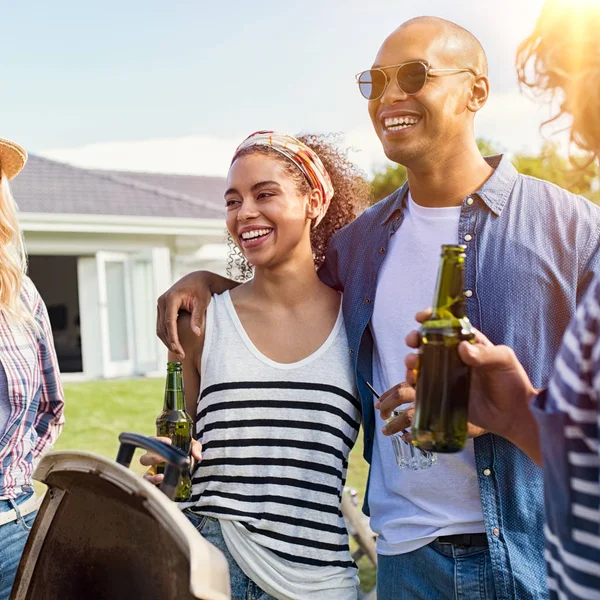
left=512, top=142, right=598, bottom=198
left=476, top=138, right=501, bottom=157
left=370, top=138, right=598, bottom=203
left=371, top=163, right=408, bottom=203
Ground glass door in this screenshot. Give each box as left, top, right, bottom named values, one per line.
left=96, top=252, right=133, bottom=378
left=131, top=253, right=158, bottom=374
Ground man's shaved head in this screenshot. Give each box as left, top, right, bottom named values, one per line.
left=392, top=16, right=488, bottom=76
left=368, top=16, right=490, bottom=167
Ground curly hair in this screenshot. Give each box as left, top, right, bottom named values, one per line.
left=516, top=1, right=600, bottom=157
left=226, top=133, right=371, bottom=281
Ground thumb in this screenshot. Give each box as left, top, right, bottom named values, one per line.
left=458, top=341, right=515, bottom=369
left=190, top=303, right=204, bottom=337
left=191, top=439, right=202, bottom=461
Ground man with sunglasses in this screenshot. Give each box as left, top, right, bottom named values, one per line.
left=156, top=16, right=600, bottom=600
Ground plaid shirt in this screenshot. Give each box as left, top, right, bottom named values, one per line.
left=0, top=275, right=64, bottom=499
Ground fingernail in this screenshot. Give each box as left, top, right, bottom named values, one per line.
left=466, top=343, right=479, bottom=356
left=374, top=401, right=380, bottom=409
left=382, top=426, right=389, bottom=436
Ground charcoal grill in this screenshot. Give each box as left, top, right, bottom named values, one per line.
left=10, top=433, right=231, bottom=600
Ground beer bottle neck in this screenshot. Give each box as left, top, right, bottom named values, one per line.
left=164, top=365, right=185, bottom=411
left=431, top=248, right=467, bottom=320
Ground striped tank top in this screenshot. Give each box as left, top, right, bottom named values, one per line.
left=183, top=290, right=360, bottom=599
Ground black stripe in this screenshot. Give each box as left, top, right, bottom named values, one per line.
left=201, top=381, right=361, bottom=412
left=197, top=399, right=360, bottom=430
left=241, top=521, right=348, bottom=552
left=201, top=438, right=349, bottom=467
left=571, top=465, right=599, bottom=482
left=572, top=514, right=599, bottom=535
left=198, top=456, right=343, bottom=480
left=269, top=547, right=354, bottom=569
left=202, top=419, right=355, bottom=449
left=190, top=505, right=347, bottom=535
left=190, top=489, right=342, bottom=516
left=192, top=474, right=341, bottom=496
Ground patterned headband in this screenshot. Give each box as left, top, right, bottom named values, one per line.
left=232, top=131, right=335, bottom=228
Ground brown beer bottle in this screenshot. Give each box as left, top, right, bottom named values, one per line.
left=412, top=245, right=475, bottom=453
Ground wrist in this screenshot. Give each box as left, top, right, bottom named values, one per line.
left=503, top=389, right=540, bottom=448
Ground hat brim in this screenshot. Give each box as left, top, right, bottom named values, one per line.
left=0, top=138, right=27, bottom=180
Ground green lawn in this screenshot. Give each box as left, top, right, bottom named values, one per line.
left=55, top=379, right=376, bottom=592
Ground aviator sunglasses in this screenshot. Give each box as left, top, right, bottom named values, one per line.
left=356, top=60, right=478, bottom=101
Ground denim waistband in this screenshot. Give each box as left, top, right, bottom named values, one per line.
left=0, top=490, right=34, bottom=513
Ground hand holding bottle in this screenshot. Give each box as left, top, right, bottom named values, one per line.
left=405, top=308, right=539, bottom=451
left=140, top=437, right=203, bottom=485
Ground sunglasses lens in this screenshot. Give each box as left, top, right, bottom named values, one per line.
left=397, top=62, right=427, bottom=94
left=358, top=70, right=386, bottom=100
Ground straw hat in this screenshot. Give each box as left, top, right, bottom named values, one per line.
left=0, top=138, right=27, bottom=179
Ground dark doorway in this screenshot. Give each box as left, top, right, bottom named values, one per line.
left=28, top=255, right=83, bottom=373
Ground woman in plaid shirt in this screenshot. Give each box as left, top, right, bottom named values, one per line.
left=0, top=138, right=64, bottom=600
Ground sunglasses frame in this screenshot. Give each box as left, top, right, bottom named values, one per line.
left=355, top=60, right=479, bottom=101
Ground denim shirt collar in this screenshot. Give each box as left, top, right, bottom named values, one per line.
left=475, top=154, right=519, bottom=216
left=380, top=154, right=518, bottom=224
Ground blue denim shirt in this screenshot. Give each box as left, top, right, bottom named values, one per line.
left=319, top=155, right=600, bottom=600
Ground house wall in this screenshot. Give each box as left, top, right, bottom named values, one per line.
left=23, top=229, right=227, bottom=378
left=24, top=231, right=228, bottom=291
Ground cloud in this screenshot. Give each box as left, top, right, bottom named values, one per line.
left=40, top=130, right=392, bottom=178
left=39, top=91, right=556, bottom=178
left=40, top=135, right=242, bottom=176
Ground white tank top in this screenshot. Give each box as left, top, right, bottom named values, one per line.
left=182, top=290, right=360, bottom=600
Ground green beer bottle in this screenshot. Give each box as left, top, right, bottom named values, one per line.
left=412, top=244, right=475, bottom=453
left=156, top=361, right=193, bottom=501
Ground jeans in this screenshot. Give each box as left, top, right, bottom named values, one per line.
left=184, top=511, right=276, bottom=600
left=377, top=540, right=497, bottom=600
left=0, top=492, right=37, bottom=600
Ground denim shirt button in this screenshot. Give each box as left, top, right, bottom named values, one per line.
left=466, top=197, right=474, bottom=206
left=349, top=349, right=354, bottom=356
left=464, top=234, right=473, bottom=242
left=493, top=528, right=500, bottom=537
left=464, top=290, right=473, bottom=298
left=483, top=468, right=491, bottom=476
left=365, top=297, right=371, bottom=304
left=379, top=247, right=386, bottom=254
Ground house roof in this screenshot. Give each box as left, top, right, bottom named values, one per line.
left=11, top=155, right=226, bottom=219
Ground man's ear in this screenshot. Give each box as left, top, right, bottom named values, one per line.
left=468, top=74, right=490, bottom=113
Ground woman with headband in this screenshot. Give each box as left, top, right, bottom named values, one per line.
left=143, top=131, right=370, bottom=599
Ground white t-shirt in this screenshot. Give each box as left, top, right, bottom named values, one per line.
left=369, top=193, right=485, bottom=556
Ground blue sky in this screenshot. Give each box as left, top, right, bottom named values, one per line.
left=3, top=0, right=550, bottom=175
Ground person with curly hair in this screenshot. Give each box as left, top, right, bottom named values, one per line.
left=144, top=130, right=370, bottom=600
left=401, top=3, right=600, bottom=599
left=516, top=0, right=599, bottom=159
